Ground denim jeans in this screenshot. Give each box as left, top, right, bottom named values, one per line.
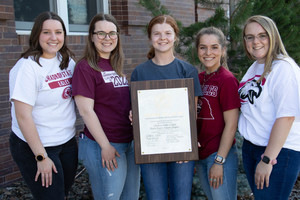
left=140, top=161, right=195, bottom=200
left=9, top=132, right=78, bottom=200
left=195, top=145, right=238, bottom=200
left=78, top=134, right=140, bottom=200
left=242, top=139, right=300, bottom=200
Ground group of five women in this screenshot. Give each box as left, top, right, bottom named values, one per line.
left=9, top=10, right=300, bottom=200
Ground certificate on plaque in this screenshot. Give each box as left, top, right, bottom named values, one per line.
left=131, top=78, right=198, bottom=164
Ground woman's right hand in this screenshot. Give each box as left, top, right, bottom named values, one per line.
left=35, top=158, right=58, bottom=188
left=129, top=110, right=133, bottom=124
left=101, top=144, right=120, bottom=171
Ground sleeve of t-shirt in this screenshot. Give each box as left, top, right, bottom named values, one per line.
left=72, top=62, right=96, bottom=100
left=10, top=59, right=38, bottom=106
left=68, top=59, right=76, bottom=73
left=269, top=60, right=300, bottom=118
left=188, top=67, right=203, bottom=97
left=130, top=68, right=137, bottom=82
left=220, top=76, right=241, bottom=112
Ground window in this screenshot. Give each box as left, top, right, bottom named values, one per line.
left=14, top=0, right=109, bottom=34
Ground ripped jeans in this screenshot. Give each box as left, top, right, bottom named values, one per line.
left=78, top=134, right=140, bottom=200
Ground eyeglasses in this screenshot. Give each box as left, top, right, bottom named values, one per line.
left=244, top=33, right=268, bottom=42
left=93, top=31, right=118, bottom=40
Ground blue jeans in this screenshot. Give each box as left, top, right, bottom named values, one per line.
left=9, top=132, right=78, bottom=200
left=242, top=139, right=300, bottom=200
left=140, top=161, right=195, bottom=200
left=195, top=145, right=238, bottom=200
left=78, top=135, right=140, bottom=200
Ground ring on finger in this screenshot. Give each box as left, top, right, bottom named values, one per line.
left=213, top=179, right=217, bottom=182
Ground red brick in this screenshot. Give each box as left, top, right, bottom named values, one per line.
left=5, top=171, right=22, bottom=183
left=0, top=12, right=13, bottom=20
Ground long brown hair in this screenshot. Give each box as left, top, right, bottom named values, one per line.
left=195, top=26, right=229, bottom=69
left=78, top=13, right=124, bottom=76
left=243, top=15, right=288, bottom=82
left=147, top=15, right=180, bottom=59
left=21, top=11, right=74, bottom=70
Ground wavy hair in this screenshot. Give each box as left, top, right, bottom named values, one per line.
left=78, top=13, right=124, bottom=76
left=147, top=15, right=179, bottom=59
left=243, top=15, right=289, bottom=82
left=195, top=26, right=229, bottom=70
left=21, top=11, right=74, bottom=70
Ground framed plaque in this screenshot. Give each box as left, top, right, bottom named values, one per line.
left=131, top=78, right=198, bottom=164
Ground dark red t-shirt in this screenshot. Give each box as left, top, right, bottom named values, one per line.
left=72, top=58, right=133, bottom=143
left=197, top=66, right=240, bottom=159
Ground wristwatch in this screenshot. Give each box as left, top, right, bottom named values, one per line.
left=214, top=155, right=226, bottom=164
left=261, top=154, right=277, bottom=165
left=35, top=153, right=48, bottom=162
left=261, top=155, right=270, bottom=164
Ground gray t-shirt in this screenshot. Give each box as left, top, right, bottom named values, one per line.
left=131, top=58, right=202, bottom=97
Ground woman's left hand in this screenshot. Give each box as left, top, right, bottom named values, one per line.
left=209, top=163, right=223, bottom=189
left=35, top=157, right=58, bottom=188
left=255, top=161, right=273, bottom=189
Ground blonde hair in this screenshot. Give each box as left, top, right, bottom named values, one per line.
left=195, top=26, right=228, bottom=69
left=243, top=15, right=289, bottom=82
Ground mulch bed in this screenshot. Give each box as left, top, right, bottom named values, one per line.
left=0, top=163, right=299, bottom=200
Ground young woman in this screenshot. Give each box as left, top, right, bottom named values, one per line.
left=130, top=14, right=202, bottom=200
left=72, top=13, right=140, bottom=200
left=239, top=15, right=300, bottom=200
left=195, top=27, right=240, bottom=200
left=9, top=12, right=78, bottom=200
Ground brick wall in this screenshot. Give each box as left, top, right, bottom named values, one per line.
left=0, top=0, right=20, bottom=186
left=0, top=0, right=219, bottom=186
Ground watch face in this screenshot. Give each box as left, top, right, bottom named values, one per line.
left=262, top=156, right=270, bottom=164
left=215, top=155, right=225, bottom=163
left=36, top=155, right=44, bottom=161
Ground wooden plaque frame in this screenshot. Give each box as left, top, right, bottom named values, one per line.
left=130, top=78, right=198, bottom=164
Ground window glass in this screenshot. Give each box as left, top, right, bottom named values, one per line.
left=68, top=0, right=97, bottom=25
left=67, top=0, right=99, bottom=32
left=13, top=0, right=107, bottom=33
left=14, top=0, right=51, bottom=22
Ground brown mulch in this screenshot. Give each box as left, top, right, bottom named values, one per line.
left=0, top=164, right=299, bottom=200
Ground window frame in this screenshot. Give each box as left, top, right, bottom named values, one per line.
left=15, top=0, right=109, bottom=35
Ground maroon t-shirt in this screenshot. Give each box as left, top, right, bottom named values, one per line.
left=72, top=58, right=133, bottom=143
left=197, top=66, right=240, bottom=159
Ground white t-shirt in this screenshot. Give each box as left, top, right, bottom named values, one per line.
left=238, top=57, right=300, bottom=151
left=9, top=55, right=76, bottom=147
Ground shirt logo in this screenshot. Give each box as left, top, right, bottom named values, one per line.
left=44, top=70, right=73, bottom=99
left=45, top=70, right=72, bottom=82
left=62, top=86, right=72, bottom=99
left=48, top=78, right=71, bottom=89
left=239, top=76, right=265, bottom=104
left=202, top=85, right=218, bottom=97
left=101, top=71, right=128, bottom=88
left=198, top=97, right=214, bottom=120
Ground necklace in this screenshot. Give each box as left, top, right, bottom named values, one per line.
left=202, top=67, right=220, bottom=84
